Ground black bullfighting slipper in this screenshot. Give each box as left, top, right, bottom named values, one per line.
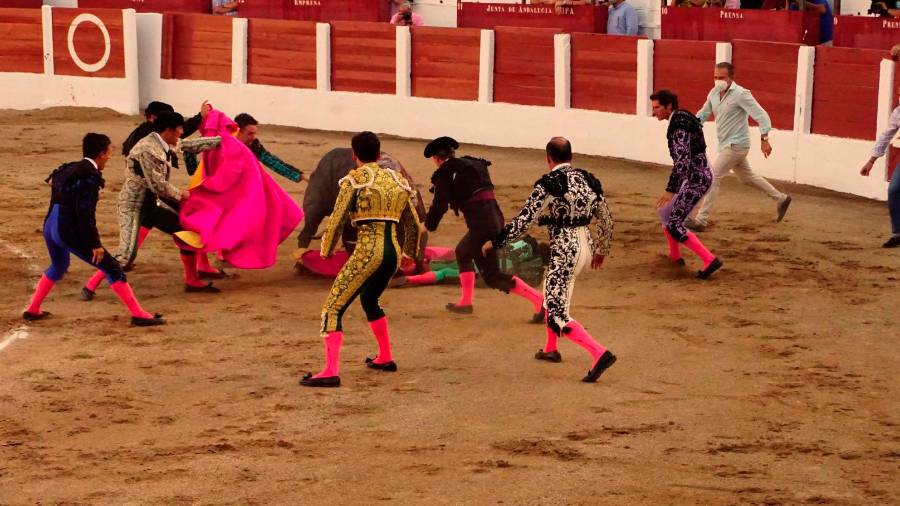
left=882, top=236, right=900, bottom=248
left=534, top=349, right=562, bottom=363
left=776, top=195, right=792, bottom=223
left=445, top=303, right=474, bottom=314
left=184, top=283, right=221, bottom=293
left=131, top=314, right=166, bottom=327
left=696, top=258, right=723, bottom=280
left=22, top=311, right=50, bottom=322
left=198, top=269, right=227, bottom=280
left=582, top=350, right=617, bottom=383
left=80, top=287, right=95, bottom=301
left=365, top=357, right=398, bottom=372
left=300, top=373, right=340, bottom=388
left=530, top=307, right=546, bottom=324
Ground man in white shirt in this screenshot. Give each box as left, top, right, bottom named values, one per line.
left=860, top=98, right=900, bottom=248
left=687, top=62, right=792, bottom=232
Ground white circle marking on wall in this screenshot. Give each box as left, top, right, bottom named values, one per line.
left=67, top=13, right=111, bottom=73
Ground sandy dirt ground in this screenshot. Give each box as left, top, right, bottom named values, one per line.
left=0, top=107, right=897, bottom=505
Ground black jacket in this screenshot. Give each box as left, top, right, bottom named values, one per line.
left=424, top=156, right=495, bottom=232
left=45, top=159, right=106, bottom=251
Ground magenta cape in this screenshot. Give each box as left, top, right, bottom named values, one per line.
left=180, top=110, right=303, bottom=269
left=301, top=246, right=454, bottom=278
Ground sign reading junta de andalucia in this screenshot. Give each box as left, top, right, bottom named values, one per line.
left=458, top=4, right=577, bottom=16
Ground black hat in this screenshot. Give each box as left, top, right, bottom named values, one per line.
left=424, top=136, right=459, bottom=158
left=145, top=101, right=175, bottom=117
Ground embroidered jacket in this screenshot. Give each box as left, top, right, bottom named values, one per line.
left=665, top=109, right=711, bottom=193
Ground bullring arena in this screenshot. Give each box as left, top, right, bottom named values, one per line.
left=1, top=1, right=899, bottom=505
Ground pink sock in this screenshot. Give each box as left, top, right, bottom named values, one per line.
left=196, top=252, right=217, bottom=274
left=683, top=232, right=716, bottom=268
left=544, top=327, right=559, bottom=353
left=313, top=331, right=343, bottom=378
left=137, top=226, right=151, bottom=247
left=510, top=276, right=543, bottom=313
left=180, top=253, right=202, bottom=286
left=663, top=228, right=682, bottom=261
left=563, top=321, right=607, bottom=365
left=405, top=271, right=437, bottom=285
left=26, top=274, right=55, bottom=314
left=458, top=271, right=475, bottom=306
left=368, top=316, right=393, bottom=363
left=85, top=270, right=106, bottom=291
left=109, top=281, right=153, bottom=319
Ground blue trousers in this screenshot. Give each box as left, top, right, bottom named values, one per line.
left=43, top=204, right=125, bottom=284
left=890, top=165, right=900, bottom=235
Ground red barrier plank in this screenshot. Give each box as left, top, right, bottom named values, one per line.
left=571, top=33, right=637, bottom=114
left=52, top=8, right=125, bottom=78
left=811, top=46, right=882, bottom=139
left=731, top=40, right=799, bottom=130
left=833, top=15, right=900, bottom=51
left=161, top=13, right=232, bottom=82
left=248, top=18, right=316, bottom=89
left=458, top=3, right=608, bottom=33
left=78, top=1, right=210, bottom=14
left=0, top=1, right=41, bottom=7
left=493, top=27, right=559, bottom=107
left=0, top=8, right=42, bottom=73
left=330, top=21, right=394, bottom=94
left=652, top=39, right=716, bottom=114
left=661, top=7, right=819, bottom=45
left=411, top=26, right=479, bottom=101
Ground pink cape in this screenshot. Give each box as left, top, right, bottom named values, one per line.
left=180, top=109, right=303, bottom=269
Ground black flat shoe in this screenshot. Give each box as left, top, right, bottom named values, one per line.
left=882, top=236, right=900, bottom=248
left=446, top=303, right=474, bottom=314
left=365, top=357, right=398, bottom=372
left=696, top=258, right=723, bottom=280
left=199, top=269, right=227, bottom=280
left=22, top=311, right=50, bottom=322
left=534, top=349, right=562, bottom=363
left=80, top=287, right=95, bottom=301
left=582, top=350, right=617, bottom=383
left=530, top=307, right=546, bottom=324
left=184, top=283, right=221, bottom=293
left=299, top=373, right=340, bottom=388
left=776, top=195, right=792, bottom=222
left=131, top=314, right=166, bottom=327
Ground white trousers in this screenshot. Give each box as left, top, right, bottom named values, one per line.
left=695, top=146, right=784, bottom=224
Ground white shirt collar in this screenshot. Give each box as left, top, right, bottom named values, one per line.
left=151, top=131, right=171, bottom=153
left=83, top=157, right=98, bottom=170
left=551, top=162, right=571, bottom=172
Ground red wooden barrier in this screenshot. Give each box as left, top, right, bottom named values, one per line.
left=0, top=8, right=42, bottom=74
left=330, top=21, right=394, bottom=94
left=411, top=26, right=479, bottom=101
left=570, top=33, right=638, bottom=114
left=0, top=1, right=41, bottom=7
left=236, top=0, right=389, bottom=22
left=494, top=27, right=560, bottom=107
left=52, top=8, right=125, bottom=78
left=652, top=39, right=716, bottom=114
left=247, top=18, right=316, bottom=89
left=78, top=0, right=210, bottom=14
left=811, top=47, right=882, bottom=139
left=661, top=7, right=819, bottom=45
left=833, top=16, right=900, bottom=51
left=730, top=40, right=799, bottom=130
left=161, top=13, right=232, bottom=83
left=458, top=3, right=607, bottom=33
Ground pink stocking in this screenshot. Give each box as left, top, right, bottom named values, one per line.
left=313, top=331, right=343, bottom=378
left=683, top=232, right=715, bottom=268
left=368, top=317, right=393, bottom=363
left=180, top=253, right=202, bottom=287
left=109, top=281, right=153, bottom=319
left=563, top=321, right=607, bottom=365
left=26, top=274, right=55, bottom=314
left=457, top=271, right=475, bottom=306
left=663, top=228, right=682, bottom=261
left=86, top=227, right=151, bottom=292
left=196, top=252, right=218, bottom=274
left=510, top=276, right=543, bottom=313
left=405, top=271, right=437, bottom=285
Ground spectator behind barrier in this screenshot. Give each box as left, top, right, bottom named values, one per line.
left=607, top=0, right=639, bottom=36
left=212, top=0, right=238, bottom=16
left=391, top=2, right=424, bottom=26
left=670, top=0, right=741, bottom=7
left=788, top=0, right=832, bottom=45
